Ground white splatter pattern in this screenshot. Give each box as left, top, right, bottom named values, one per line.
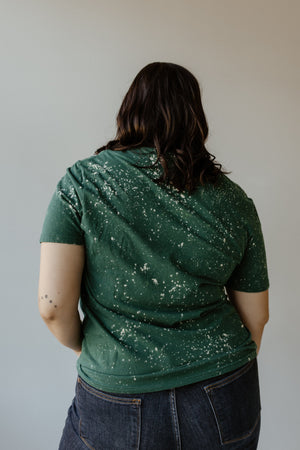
left=39, top=147, right=269, bottom=392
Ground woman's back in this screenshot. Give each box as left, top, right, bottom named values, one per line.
left=40, top=145, right=269, bottom=394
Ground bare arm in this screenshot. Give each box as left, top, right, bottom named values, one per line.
left=38, top=242, right=85, bottom=355
left=226, top=288, right=269, bottom=355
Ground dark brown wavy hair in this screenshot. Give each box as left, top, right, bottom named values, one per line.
left=95, top=62, right=231, bottom=194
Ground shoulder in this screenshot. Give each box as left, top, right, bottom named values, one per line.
left=214, top=174, right=258, bottom=219
left=217, top=173, right=249, bottom=200
left=67, top=150, right=130, bottom=178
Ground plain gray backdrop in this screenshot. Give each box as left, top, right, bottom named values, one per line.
left=1, top=0, right=299, bottom=449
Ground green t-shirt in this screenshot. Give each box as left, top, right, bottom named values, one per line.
left=39, top=147, right=269, bottom=393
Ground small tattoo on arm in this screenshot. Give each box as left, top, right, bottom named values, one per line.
left=39, top=294, right=57, bottom=308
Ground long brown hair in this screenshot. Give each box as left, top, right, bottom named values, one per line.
left=95, top=62, right=231, bottom=194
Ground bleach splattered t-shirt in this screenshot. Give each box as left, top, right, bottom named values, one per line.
left=39, top=147, right=269, bottom=393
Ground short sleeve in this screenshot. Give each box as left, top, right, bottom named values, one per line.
left=39, top=162, right=84, bottom=245
left=225, top=198, right=270, bottom=292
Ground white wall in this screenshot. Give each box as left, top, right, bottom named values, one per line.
left=1, top=0, right=299, bottom=448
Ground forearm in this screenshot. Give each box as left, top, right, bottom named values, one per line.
left=231, top=302, right=268, bottom=354
left=226, top=288, right=269, bottom=356
left=41, top=310, right=83, bottom=352
left=242, top=320, right=267, bottom=355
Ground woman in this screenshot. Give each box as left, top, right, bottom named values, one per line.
left=38, top=62, right=269, bottom=449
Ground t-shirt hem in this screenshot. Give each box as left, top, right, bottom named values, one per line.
left=76, top=351, right=258, bottom=394
left=39, top=235, right=84, bottom=245
left=226, top=283, right=269, bottom=292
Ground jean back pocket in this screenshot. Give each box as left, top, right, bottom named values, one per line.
left=203, top=358, right=261, bottom=445
left=76, top=377, right=141, bottom=450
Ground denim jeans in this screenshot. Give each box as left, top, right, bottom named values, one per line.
left=58, top=357, right=261, bottom=449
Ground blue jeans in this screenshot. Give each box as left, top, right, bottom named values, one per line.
left=58, top=357, right=261, bottom=449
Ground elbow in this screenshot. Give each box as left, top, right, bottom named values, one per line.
left=38, top=299, right=59, bottom=322
left=264, top=303, right=270, bottom=324
left=38, top=299, right=77, bottom=322
left=265, top=313, right=270, bottom=324
left=39, top=307, right=58, bottom=322
left=260, top=312, right=269, bottom=326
